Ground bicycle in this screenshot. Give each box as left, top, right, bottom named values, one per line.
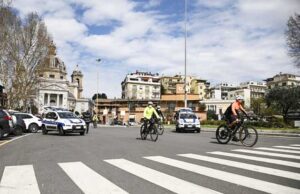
left=140, top=118, right=159, bottom=141
left=157, top=119, right=164, bottom=135
left=216, top=116, right=258, bottom=147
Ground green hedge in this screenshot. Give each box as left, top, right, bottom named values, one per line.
left=201, top=120, right=226, bottom=126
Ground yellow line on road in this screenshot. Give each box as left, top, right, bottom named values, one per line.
left=0, top=134, right=32, bottom=148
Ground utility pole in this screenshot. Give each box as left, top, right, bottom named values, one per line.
left=184, top=0, right=188, bottom=108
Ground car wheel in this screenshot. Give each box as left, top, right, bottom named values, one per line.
left=196, top=129, right=200, bottom=133
left=29, top=123, right=39, bottom=133
left=13, top=125, right=23, bottom=136
left=42, top=125, right=48, bottom=135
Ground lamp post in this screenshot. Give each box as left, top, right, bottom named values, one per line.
left=184, top=0, right=188, bottom=108
left=96, top=58, right=101, bottom=115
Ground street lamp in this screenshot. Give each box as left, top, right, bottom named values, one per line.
left=184, top=0, right=188, bottom=108
left=96, top=58, right=101, bottom=115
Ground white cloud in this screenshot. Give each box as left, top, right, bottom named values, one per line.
left=45, top=18, right=87, bottom=43
left=11, top=0, right=300, bottom=99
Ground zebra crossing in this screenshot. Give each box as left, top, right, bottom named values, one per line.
left=1, top=144, right=300, bottom=194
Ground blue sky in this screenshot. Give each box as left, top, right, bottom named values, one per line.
left=13, top=0, right=300, bottom=98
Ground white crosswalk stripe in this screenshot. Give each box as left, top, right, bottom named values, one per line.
left=59, top=162, right=128, bottom=194
left=290, top=144, right=300, bottom=147
left=0, top=165, right=40, bottom=194
left=1, top=145, right=300, bottom=194
left=105, top=158, right=222, bottom=194
left=145, top=156, right=300, bottom=194
left=255, top=147, right=300, bottom=154
left=178, top=153, right=300, bottom=180
left=274, top=146, right=300, bottom=150
left=208, top=151, right=300, bottom=168
left=233, top=149, right=300, bottom=160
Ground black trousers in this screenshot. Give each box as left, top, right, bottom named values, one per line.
left=86, top=122, right=90, bottom=133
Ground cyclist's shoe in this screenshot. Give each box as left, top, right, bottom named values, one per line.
left=232, top=136, right=239, bottom=142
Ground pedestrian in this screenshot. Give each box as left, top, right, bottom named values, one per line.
left=82, top=111, right=92, bottom=134
left=92, top=114, right=99, bottom=128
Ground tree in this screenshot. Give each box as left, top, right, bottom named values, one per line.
left=0, top=3, right=51, bottom=110
left=251, top=97, right=267, bottom=116
left=286, top=14, right=300, bottom=68
left=265, top=86, right=300, bottom=122
left=92, top=93, right=108, bottom=100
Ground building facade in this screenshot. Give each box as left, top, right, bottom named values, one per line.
left=34, top=42, right=92, bottom=114
left=264, top=73, right=300, bottom=89
left=239, top=81, right=267, bottom=99
left=121, top=71, right=161, bottom=100
left=161, top=75, right=209, bottom=98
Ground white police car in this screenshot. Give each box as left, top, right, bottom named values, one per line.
left=175, top=111, right=201, bottom=133
left=41, top=111, right=86, bottom=136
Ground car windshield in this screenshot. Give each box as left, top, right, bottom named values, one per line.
left=179, top=109, right=192, bottom=112
left=58, top=112, right=77, bottom=119
left=180, top=113, right=197, bottom=119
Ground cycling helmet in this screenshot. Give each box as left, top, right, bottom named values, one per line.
left=236, top=95, right=244, bottom=100
left=148, top=101, right=153, bottom=105
left=157, top=105, right=161, bottom=109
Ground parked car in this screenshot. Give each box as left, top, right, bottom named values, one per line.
left=42, top=111, right=86, bottom=135
left=175, top=111, right=201, bottom=133
left=0, top=109, right=13, bottom=138
left=110, top=119, right=124, bottom=126
left=11, top=116, right=25, bottom=136
left=13, top=113, right=42, bottom=133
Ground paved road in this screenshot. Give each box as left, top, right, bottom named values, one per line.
left=0, top=126, right=299, bottom=194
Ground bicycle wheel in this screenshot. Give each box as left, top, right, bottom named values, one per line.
left=150, top=125, right=159, bottom=142
left=216, top=124, right=231, bottom=144
left=239, top=126, right=258, bottom=147
left=157, top=123, right=164, bottom=135
left=140, top=124, right=147, bottom=140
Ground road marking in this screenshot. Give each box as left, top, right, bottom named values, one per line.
left=105, top=158, right=221, bottom=194
left=178, top=153, right=300, bottom=181
left=233, top=149, right=300, bottom=160
left=59, top=162, right=128, bottom=194
left=0, top=134, right=32, bottom=148
left=0, top=165, right=40, bottom=194
left=208, top=151, right=300, bottom=168
left=290, top=144, right=300, bottom=147
left=255, top=147, right=300, bottom=154
left=274, top=146, right=300, bottom=150
left=145, top=156, right=300, bottom=194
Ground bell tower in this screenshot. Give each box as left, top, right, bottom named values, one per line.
left=71, top=65, right=83, bottom=99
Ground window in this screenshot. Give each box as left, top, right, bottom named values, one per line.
left=58, top=112, right=77, bottom=119
left=49, top=75, right=55, bottom=78
left=0, top=111, right=5, bottom=117
left=39, top=74, right=43, bottom=77
left=282, top=82, right=287, bottom=86
left=19, top=114, right=32, bottom=119
left=60, top=76, right=64, bottom=79
left=45, top=112, right=55, bottom=119
left=167, top=102, right=176, bottom=112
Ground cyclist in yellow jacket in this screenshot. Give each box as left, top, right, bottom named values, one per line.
left=143, top=101, right=160, bottom=131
